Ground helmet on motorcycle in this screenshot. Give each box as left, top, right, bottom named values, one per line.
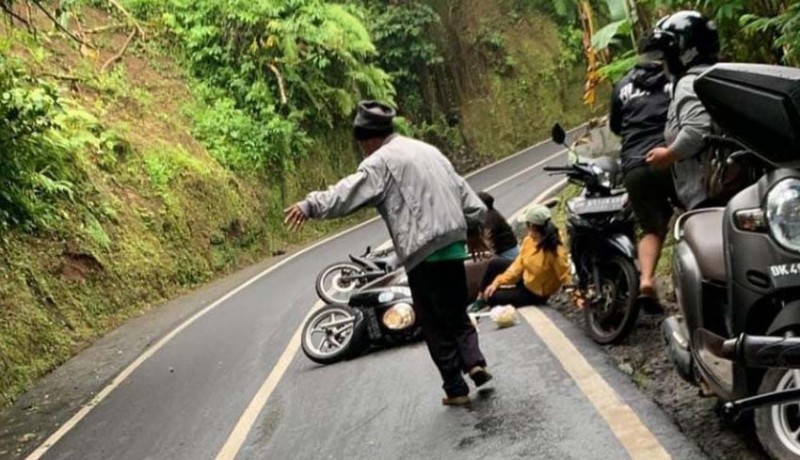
left=643, top=10, right=719, bottom=78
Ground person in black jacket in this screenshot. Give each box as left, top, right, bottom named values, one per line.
left=477, top=191, right=519, bottom=260
left=609, top=41, right=677, bottom=312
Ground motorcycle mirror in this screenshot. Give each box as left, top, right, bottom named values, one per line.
left=541, top=197, right=559, bottom=209
left=551, top=123, right=567, bottom=146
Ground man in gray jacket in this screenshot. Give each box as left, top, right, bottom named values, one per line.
left=643, top=10, right=720, bottom=210
left=285, top=101, right=491, bottom=406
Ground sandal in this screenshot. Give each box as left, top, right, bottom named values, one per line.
left=638, top=284, right=664, bottom=315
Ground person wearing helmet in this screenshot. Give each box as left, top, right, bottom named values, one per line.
left=609, top=36, right=676, bottom=312
left=285, top=101, right=492, bottom=407
left=643, top=10, right=721, bottom=211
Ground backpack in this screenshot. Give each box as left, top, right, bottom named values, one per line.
left=676, top=69, right=762, bottom=204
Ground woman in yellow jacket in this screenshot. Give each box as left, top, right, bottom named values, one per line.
left=469, top=204, right=571, bottom=309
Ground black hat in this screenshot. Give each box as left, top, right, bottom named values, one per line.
left=477, top=191, right=494, bottom=209
left=353, top=101, right=396, bottom=131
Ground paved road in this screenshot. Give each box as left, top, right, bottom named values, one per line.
left=1, top=132, right=706, bottom=460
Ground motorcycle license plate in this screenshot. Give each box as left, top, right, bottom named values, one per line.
left=769, top=263, right=800, bottom=288
left=571, top=195, right=627, bottom=214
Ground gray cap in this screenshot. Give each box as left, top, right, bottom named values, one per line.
left=517, top=204, right=552, bottom=226
left=353, top=101, right=396, bottom=131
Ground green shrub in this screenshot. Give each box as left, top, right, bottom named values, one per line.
left=0, top=52, right=76, bottom=228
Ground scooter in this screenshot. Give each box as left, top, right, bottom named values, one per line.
left=545, top=125, right=640, bottom=344
left=315, top=246, right=398, bottom=304
left=303, top=258, right=492, bottom=365
left=302, top=269, right=419, bottom=365
left=661, top=63, right=800, bottom=460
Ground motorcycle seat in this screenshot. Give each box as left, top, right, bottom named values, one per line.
left=683, top=209, right=727, bottom=282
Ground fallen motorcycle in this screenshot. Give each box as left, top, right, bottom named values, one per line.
left=314, top=246, right=397, bottom=304
left=303, top=258, right=491, bottom=365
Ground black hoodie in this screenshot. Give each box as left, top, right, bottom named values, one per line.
left=609, top=62, right=671, bottom=173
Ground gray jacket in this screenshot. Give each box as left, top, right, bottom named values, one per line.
left=664, top=65, right=713, bottom=210
left=299, top=134, right=487, bottom=270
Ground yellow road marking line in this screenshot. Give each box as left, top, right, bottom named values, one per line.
left=27, top=136, right=570, bottom=458
left=214, top=162, right=570, bottom=458
left=519, top=308, right=671, bottom=460
left=508, top=184, right=669, bottom=459
left=27, top=138, right=568, bottom=458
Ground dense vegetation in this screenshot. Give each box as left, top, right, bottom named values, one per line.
left=0, top=0, right=795, bottom=407
left=0, top=0, right=595, bottom=406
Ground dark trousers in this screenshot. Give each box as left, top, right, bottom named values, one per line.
left=407, top=260, right=487, bottom=397
left=480, top=257, right=548, bottom=307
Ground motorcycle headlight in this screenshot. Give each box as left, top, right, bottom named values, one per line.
left=766, top=179, right=800, bottom=252
left=382, top=302, right=415, bottom=330
left=592, top=165, right=612, bottom=189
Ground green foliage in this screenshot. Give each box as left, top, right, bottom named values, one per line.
left=187, top=85, right=308, bottom=172
left=741, top=2, right=800, bottom=66
left=140, top=0, right=393, bottom=172
left=597, top=50, right=638, bottom=83
left=358, top=1, right=443, bottom=116
left=650, top=0, right=789, bottom=65
left=0, top=51, right=76, bottom=229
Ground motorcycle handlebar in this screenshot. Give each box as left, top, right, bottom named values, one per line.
left=543, top=166, right=573, bottom=172
left=720, top=334, right=800, bottom=368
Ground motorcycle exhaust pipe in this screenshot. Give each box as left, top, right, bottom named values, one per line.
left=705, top=330, right=800, bottom=368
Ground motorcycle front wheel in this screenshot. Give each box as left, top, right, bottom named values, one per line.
left=583, top=255, right=640, bottom=345
left=301, top=304, right=365, bottom=365
left=315, top=262, right=366, bottom=304
left=755, top=368, right=800, bottom=460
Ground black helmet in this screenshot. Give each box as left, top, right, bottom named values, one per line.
left=644, top=11, right=719, bottom=78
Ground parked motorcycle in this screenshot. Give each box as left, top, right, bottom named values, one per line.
left=315, top=246, right=398, bottom=304
left=661, top=63, right=800, bottom=460
left=545, top=125, right=640, bottom=344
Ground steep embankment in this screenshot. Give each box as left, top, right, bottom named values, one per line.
left=0, top=0, right=598, bottom=407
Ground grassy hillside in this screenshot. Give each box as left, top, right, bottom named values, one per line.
left=0, top=0, right=598, bottom=407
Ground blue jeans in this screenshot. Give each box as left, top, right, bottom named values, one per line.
left=498, top=246, right=519, bottom=260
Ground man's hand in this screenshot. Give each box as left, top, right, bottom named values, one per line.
left=467, top=232, right=490, bottom=261
left=284, top=203, right=308, bottom=231
left=483, top=284, right=498, bottom=299
left=645, top=147, right=678, bottom=169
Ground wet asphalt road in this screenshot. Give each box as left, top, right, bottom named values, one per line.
left=3, top=132, right=706, bottom=460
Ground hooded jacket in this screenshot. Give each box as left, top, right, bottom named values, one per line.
left=610, top=63, right=672, bottom=173
left=664, top=65, right=714, bottom=210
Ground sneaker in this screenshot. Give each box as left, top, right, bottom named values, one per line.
left=442, top=395, right=471, bottom=407
left=468, top=366, right=493, bottom=387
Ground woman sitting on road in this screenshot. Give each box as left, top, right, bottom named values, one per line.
left=477, top=191, right=519, bottom=260
left=468, top=204, right=570, bottom=310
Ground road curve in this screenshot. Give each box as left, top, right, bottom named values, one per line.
left=1, top=130, right=705, bottom=460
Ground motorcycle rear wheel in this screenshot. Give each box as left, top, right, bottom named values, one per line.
left=301, top=304, right=365, bottom=365
left=583, top=255, right=640, bottom=345
left=755, top=368, right=800, bottom=460
left=315, top=262, right=366, bottom=304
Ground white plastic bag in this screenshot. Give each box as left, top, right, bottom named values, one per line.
left=489, top=305, right=518, bottom=329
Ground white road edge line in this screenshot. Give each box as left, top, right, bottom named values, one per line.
left=25, top=136, right=572, bottom=459
left=216, top=177, right=570, bottom=460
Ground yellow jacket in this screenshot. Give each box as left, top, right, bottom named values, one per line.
left=490, top=234, right=571, bottom=298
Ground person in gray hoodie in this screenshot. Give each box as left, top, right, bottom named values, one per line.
left=643, top=10, right=721, bottom=211
left=285, top=101, right=491, bottom=406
